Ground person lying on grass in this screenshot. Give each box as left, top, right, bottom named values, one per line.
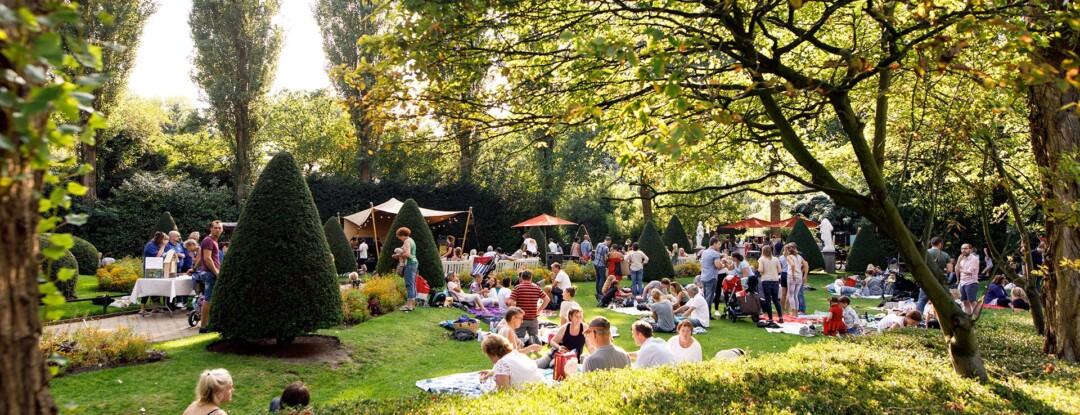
left=479, top=333, right=544, bottom=390
left=495, top=307, right=543, bottom=354
left=876, top=310, right=923, bottom=333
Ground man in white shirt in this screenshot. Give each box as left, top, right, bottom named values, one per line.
left=674, top=285, right=710, bottom=328
left=548, top=238, right=560, bottom=255
left=523, top=233, right=538, bottom=257
left=483, top=245, right=496, bottom=257
left=357, top=239, right=369, bottom=273
left=544, top=262, right=573, bottom=308
left=629, top=321, right=676, bottom=368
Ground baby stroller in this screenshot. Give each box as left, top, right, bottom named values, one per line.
left=722, top=289, right=761, bottom=323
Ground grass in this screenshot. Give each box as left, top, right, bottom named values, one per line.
left=48, top=273, right=1074, bottom=414
left=43, top=276, right=140, bottom=322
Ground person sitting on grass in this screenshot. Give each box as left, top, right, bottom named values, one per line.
left=536, top=306, right=588, bottom=368
left=823, top=296, right=847, bottom=336
left=670, top=282, right=690, bottom=307
left=673, top=285, right=710, bottom=328
left=649, top=289, right=676, bottom=333
left=876, top=310, right=923, bottom=333
left=666, top=320, right=702, bottom=363
left=598, top=275, right=629, bottom=308
left=629, top=320, right=676, bottom=368
left=183, top=368, right=233, bottom=415
left=860, top=267, right=885, bottom=297
left=1010, top=287, right=1030, bottom=311
left=478, top=333, right=545, bottom=390
left=839, top=296, right=862, bottom=335
left=495, top=307, right=543, bottom=354
left=641, top=278, right=671, bottom=302
left=582, top=317, right=631, bottom=372
left=984, top=275, right=1011, bottom=307
left=446, top=274, right=489, bottom=312
left=559, top=286, right=581, bottom=325
left=827, top=269, right=861, bottom=296
left=269, top=381, right=310, bottom=413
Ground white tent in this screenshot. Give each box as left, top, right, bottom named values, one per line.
left=342, top=198, right=467, bottom=241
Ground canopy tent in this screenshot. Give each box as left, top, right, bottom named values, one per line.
left=719, top=217, right=771, bottom=229
left=342, top=198, right=467, bottom=241
left=766, top=217, right=820, bottom=228
left=511, top=214, right=577, bottom=228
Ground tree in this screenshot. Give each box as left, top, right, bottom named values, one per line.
left=313, top=0, right=382, bottom=182
left=211, top=152, right=342, bottom=343
left=190, top=0, right=282, bottom=203
left=845, top=226, right=888, bottom=275
left=638, top=220, right=676, bottom=282
left=323, top=217, right=358, bottom=275
left=1, top=2, right=106, bottom=412
left=661, top=215, right=691, bottom=251
left=374, top=199, right=446, bottom=288
left=61, top=0, right=157, bottom=203
left=257, top=90, right=358, bottom=177
left=70, top=236, right=101, bottom=276
left=152, top=211, right=177, bottom=237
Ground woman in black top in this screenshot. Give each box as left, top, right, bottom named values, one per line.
left=536, top=307, right=588, bottom=368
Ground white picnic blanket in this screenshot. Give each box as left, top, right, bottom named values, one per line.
left=415, top=369, right=554, bottom=397
left=765, top=322, right=816, bottom=337
left=608, top=306, right=651, bottom=316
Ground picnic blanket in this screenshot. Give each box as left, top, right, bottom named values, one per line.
left=608, top=306, right=651, bottom=317
left=765, top=322, right=817, bottom=337
left=467, top=307, right=504, bottom=318
left=415, top=369, right=555, bottom=397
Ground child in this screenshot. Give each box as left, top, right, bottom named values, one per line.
left=270, top=381, right=310, bottom=412
left=394, top=247, right=405, bottom=274
left=839, top=296, right=862, bottom=335
left=823, top=296, right=847, bottom=336
left=348, top=271, right=360, bottom=289
left=559, top=286, right=581, bottom=325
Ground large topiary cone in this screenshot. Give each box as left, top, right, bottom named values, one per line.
left=38, top=235, right=79, bottom=299
left=153, top=211, right=177, bottom=237
left=528, top=226, right=548, bottom=260
left=324, top=217, right=358, bottom=274
left=789, top=219, right=826, bottom=271
left=845, top=226, right=888, bottom=274
left=374, top=198, right=446, bottom=288
left=638, top=220, right=676, bottom=281
left=211, top=152, right=342, bottom=343
left=70, top=235, right=101, bottom=276
left=575, top=224, right=589, bottom=242
left=661, top=215, right=691, bottom=251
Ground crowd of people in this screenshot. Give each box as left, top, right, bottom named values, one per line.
left=181, top=369, right=310, bottom=415
left=138, top=220, right=225, bottom=334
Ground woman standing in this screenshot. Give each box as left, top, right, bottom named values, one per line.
left=625, top=243, right=650, bottom=297
left=607, top=245, right=624, bottom=280
left=393, top=227, right=418, bottom=311
left=757, top=245, right=783, bottom=323
left=783, top=243, right=806, bottom=318
left=183, top=369, right=234, bottom=415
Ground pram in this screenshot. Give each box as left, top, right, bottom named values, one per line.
left=722, top=288, right=761, bottom=323
left=885, top=271, right=919, bottom=301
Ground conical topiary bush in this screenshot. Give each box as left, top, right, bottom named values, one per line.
left=661, top=215, right=691, bottom=251
left=153, top=211, right=177, bottom=238
left=528, top=226, right=548, bottom=260
left=324, top=217, right=358, bottom=275
left=789, top=219, right=826, bottom=271
left=210, top=152, right=342, bottom=343
left=638, top=220, right=676, bottom=281
left=374, top=199, right=446, bottom=288
left=70, top=236, right=100, bottom=276
left=575, top=224, right=589, bottom=242
left=845, top=226, right=888, bottom=274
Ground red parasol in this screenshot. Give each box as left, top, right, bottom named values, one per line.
left=511, top=213, right=577, bottom=228
left=765, top=217, right=820, bottom=228
left=719, top=217, right=771, bottom=229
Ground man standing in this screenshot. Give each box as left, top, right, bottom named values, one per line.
left=357, top=238, right=369, bottom=274
left=508, top=270, right=549, bottom=345
left=698, top=237, right=723, bottom=315
left=918, top=237, right=953, bottom=314
left=957, top=243, right=981, bottom=314
left=197, top=220, right=224, bottom=333
left=629, top=321, right=676, bottom=368
left=582, top=317, right=630, bottom=372
left=593, top=237, right=611, bottom=300
left=523, top=233, right=538, bottom=257
left=580, top=235, right=592, bottom=263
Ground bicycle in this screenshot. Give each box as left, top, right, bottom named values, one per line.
left=187, top=293, right=205, bottom=327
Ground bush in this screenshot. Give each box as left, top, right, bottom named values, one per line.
left=70, top=236, right=101, bottom=276
left=527, top=226, right=547, bottom=261
left=789, top=219, right=826, bottom=271
left=152, top=211, right=177, bottom=238
left=211, top=152, right=343, bottom=343
left=561, top=261, right=593, bottom=282
left=674, top=261, right=701, bottom=279
left=96, top=257, right=142, bottom=292
left=845, top=225, right=888, bottom=273
left=324, top=217, right=358, bottom=274
left=374, top=198, right=446, bottom=288
left=39, top=235, right=79, bottom=299
left=340, top=289, right=371, bottom=325
left=637, top=220, right=676, bottom=282
left=528, top=266, right=551, bottom=285
left=40, top=326, right=159, bottom=376
left=457, top=271, right=474, bottom=287
left=661, top=215, right=691, bottom=251
left=360, top=274, right=406, bottom=312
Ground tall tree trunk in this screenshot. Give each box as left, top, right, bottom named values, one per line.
left=1028, top=53, right=1080, bottom=361
left=456, top=124, right=476, bottom=183
left=536, top=131, right=556, bottom=214
left=639, top=182, right=653, bottom=224
left=235, top=111, right=250, bottom=204
left=770, top=199, right=780, bottom=238
left=79, top=137, right=98, bottom=203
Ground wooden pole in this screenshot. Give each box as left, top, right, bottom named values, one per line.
left=460, top=207, right=473, bottom=252
left=370, top=202, right=380, bottom=256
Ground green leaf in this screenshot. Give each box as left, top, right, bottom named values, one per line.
left=37, top=216, right=61, bottom=233
left=48, top=233, right=74, bottom=250
left=0, top=132, right=13, bottom=151
left=42, top=246, right=68, bottom=260
left=57, top=267, right=76, bottom=282
left=31, top=32, right=63, bottom=65
left=66, top=181, right=87, bottom=196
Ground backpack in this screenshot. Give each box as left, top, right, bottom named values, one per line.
left=451, top=328, right=477, bottom=341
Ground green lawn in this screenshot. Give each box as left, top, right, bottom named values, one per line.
left=43, top=276, right=140, bottom=322
left=46, top=273, right=989, bottom=414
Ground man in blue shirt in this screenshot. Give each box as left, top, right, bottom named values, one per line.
left=699, top=237, right=723, bottom=317
left=593, top=237, right=610, bottom=301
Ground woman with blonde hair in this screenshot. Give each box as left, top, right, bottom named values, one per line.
left=783, top=243, right=806, bottom=317
left=183, top=368, right=234, bottom=415
left=1009, top=287, right=1030, bottom=311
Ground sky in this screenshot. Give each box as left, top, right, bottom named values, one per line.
left=126, top=0, right=331, bottom=103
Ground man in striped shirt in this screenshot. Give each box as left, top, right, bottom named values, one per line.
left=508, top=270, right=549, bottom=346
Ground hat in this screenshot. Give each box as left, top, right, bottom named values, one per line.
left=865, top=264, right=876, bottom=273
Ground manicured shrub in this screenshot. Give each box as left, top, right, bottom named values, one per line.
left=70, top=236, right=101, bottom=276
left=788, top=219, right=826, bottom=271
left=561, top=261, right=593, bottom=282
left=527, top=265, right=551, bottom=285
left=96, top=257, right=142, bottom=292
left=575, top=224, right=589, bottom=243
left=211, top=152, right=342, bottom=343
left=661, top=215, right=691, bottom=251
left=638, top=220, right=676, bottom=282
left=38, top=235, right=79, bottom=299
left=152, top=211, right=177, bottom=238
left=845, top=225, right=888, bottom=274
left=360, top=274, right=406, bottom=312
left=374, top=198, right=446, bottom=288
left=324, top=217, right=358, bottom=274
left=527, top=226, right=548, bottom=261
left=457, top=271, right=474, bottom=287
left=675, top=261, right=701, bottom=279
left=340, top=289, right=371, bottom=325
left=40, top=326, right=159, bottom=376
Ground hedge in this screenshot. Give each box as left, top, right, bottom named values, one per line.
left=374, top=198, right=446, bottom=288
left=152, top=211, right=177, bottom=238
left=324, top=217, right=358, bottom=274
left=211, top=152, right=342, bottom=343
left=638, top=220, right=675, bottom=281
left=788, top=219, right=825, bottom=271
left=661, top=215, right=691, bottom=251
left=38, top=235, right=79, bottom=299
left=846, top=226, right=888, bottom=274
left=70, top=236, right=100, bottom=276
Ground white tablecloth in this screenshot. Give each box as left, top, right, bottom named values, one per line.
left=130, top=276, right=194, bottom=300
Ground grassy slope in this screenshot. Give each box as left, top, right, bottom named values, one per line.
left=51, top=274, right=1067, bottom=414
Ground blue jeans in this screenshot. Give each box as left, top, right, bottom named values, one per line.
left=798, top=285, right=806, bottom=313
left=402, top=262, right=418, bottom=300
left=702, top=279, right=718, bottom=311
left=594, top=264, right=607, bottom=300
left=630, top=269, right=644, bottom=297
left=916, top=289, right=929, bottom=314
